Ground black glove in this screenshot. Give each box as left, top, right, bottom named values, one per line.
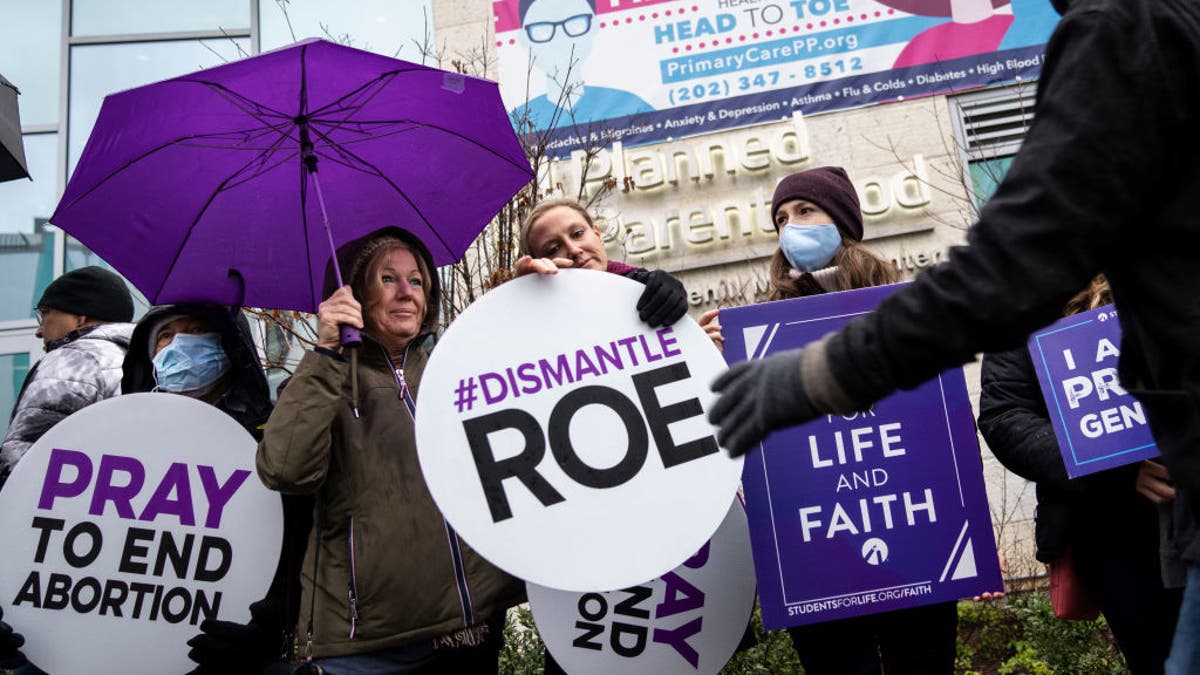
left=185, top=599, right=283, bottom=675
left=708, top=349, right=819, bottom=457
left=0, top=605, right=28, bottom=670
left=635, top=270, right=688, bottom=328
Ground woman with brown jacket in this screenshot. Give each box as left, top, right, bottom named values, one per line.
left=257, top=227, right=524, bottom=674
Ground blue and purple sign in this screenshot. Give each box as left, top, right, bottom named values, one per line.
left=1028, top=304, right=1158, bottom=478
left=720, top=284, right=1001, bottom=629
left=494, top=0, right=1060, bottom=155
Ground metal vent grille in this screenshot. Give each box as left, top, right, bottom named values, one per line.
left=953, top=83, right=1038, bottom=159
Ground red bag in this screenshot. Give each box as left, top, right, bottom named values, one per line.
left=1049, top=547, right=1101, bottom=621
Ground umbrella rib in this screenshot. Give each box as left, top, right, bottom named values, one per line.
left=306, top=123, right=456, bottom=258
left=219, top=133, right=299, bottom=192
left=307, top=67, right=427, bottom=118
left=58, top=127, right=292, bottom=213
left=310, top=119, right=420, bottom=142
left=312, top=117, right=533, bottom=176
left=307, top=72, right=398, bottom=123
left=174, top=122, right=301, bottom=150
left=183, top=78, right=293, bottom=125
left=300, top=43, right=316, bottom=311
left=306, top=147, right=382, bottom=179
left=151, top=135, right=304, bottom=303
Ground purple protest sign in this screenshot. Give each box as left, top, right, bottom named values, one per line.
left=720, top=283, right=1001, bottom=630
left=1027, top=304, right=1158, bottom=478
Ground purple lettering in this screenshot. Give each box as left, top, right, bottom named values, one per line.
left=480, top=372, right=508, bottom=405
left=37, top=448, right=93, bottom=511
left=197, top=466, right=250, bottom=529
left=88, top=454, right=145, bottom=519
left=139, top=462, right=196, bottom=526
left=517, top=362, right=543, bottom=395
left=575, top=349, right=600, bottom=379
left=617, top=337, right=641, bottom=366
left=594, top=341, right=624, bottom=374
left=657, top=327, right=681, bottom=357
left=682, top=542, right=711, bottom=569
left=652, top=617, right=703, bottom=668
left=505, top=367, right=521, bottom=400
left=656, top=571, right=705, bottom=618
left=637, top=334, right=664, bottom=363
left=539, top=354, right=574, bottom=388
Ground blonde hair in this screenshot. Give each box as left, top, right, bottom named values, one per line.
left=350, top=237, right=432, bottom=321
left=519, top=198, right=597, bottom=256
left=768, top=238, right=899, bottom=301
left=1063, top=275, right=1112, bottom=316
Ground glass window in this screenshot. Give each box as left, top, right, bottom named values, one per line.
left=71, top=0, right=248, bottom=37
left=259, top=0, right=433, bottom=59
left=67, top=37, right=250, bottom=174
left=970, top=156, right=1015, bottom=210
left=0, top=352, right=32, bottom=438
left=0, top=133, right=57, bottom=321
left=0, top=0, right=63, bottom=126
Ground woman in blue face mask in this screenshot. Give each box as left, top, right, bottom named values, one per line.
left=765, top=166, right=898, bottom=300
left=775, top=170, right=957, bottom=675
left=711, top=167, right=959, bottom=675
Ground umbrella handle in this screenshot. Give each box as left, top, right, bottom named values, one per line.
left=340, top=324, right=362, bottom=347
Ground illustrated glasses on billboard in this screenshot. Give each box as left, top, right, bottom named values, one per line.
left=525, top=14, right=592, bottom=43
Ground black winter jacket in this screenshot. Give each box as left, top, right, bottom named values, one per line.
left=824, top=0, right=1200, bottom=558
left=978, top=347, right=1141, bottom=562
left=123, top=304, right=312, bottom=667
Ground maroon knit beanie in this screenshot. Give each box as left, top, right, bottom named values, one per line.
left=770, top=166, right=864, bottom=241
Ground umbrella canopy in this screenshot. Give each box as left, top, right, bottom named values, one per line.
left=0, top=72, right=30, bottom=182
left=51, top=39, right=532, bottom=312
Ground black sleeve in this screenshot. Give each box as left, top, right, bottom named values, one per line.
left=978, top=348, right=1074, bottom=489
left=827, top=3, right=1191, bottom=405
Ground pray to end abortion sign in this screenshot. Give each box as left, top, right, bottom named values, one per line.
left=0, top=393, right=283, bottom=675
left=1028, top=304, right=1158, bottom=478
left=416, top=270, right=742, bottom=592
left=720, top=283, right=1001, bottom=629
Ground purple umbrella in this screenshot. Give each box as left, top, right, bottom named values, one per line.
left=51, top=39, right=532, bottom=313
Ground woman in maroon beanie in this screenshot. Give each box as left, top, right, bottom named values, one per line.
left=763, top=165, right=897, bottom=299
left=719, top=166, right=957, bottom=675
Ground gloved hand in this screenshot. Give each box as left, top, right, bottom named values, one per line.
left=708, top=349, right=819, bottom=456
left=635, top=270, right=688, bottom=328
left=185, top=599, right=283, bottom=675
left=0, top=605, right=28, bottom=670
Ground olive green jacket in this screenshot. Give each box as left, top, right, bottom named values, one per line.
left=257, top=342, right=524, bottom=658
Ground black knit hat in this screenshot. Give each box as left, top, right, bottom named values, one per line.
left=770, top=166, right=864, bottom=241
left=37, top=266, right=134, bottom=322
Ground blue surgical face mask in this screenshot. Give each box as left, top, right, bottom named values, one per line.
left=152, top=333, right=231, bottom=396
left=779, top=223, right=842, bottom=272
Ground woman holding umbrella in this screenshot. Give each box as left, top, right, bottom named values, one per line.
left=256, top=227, right=524, bottom=674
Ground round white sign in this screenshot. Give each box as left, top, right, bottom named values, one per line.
left=528, top=500, right=755, bottom=675
left=416, top=270, right=742, bottom=591
left=0, top=393, right=283, bottom=675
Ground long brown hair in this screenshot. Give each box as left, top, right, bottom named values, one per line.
left=1062, top=275, right=1112, bottom=317
left=768, top=238, right=899, bottom=301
